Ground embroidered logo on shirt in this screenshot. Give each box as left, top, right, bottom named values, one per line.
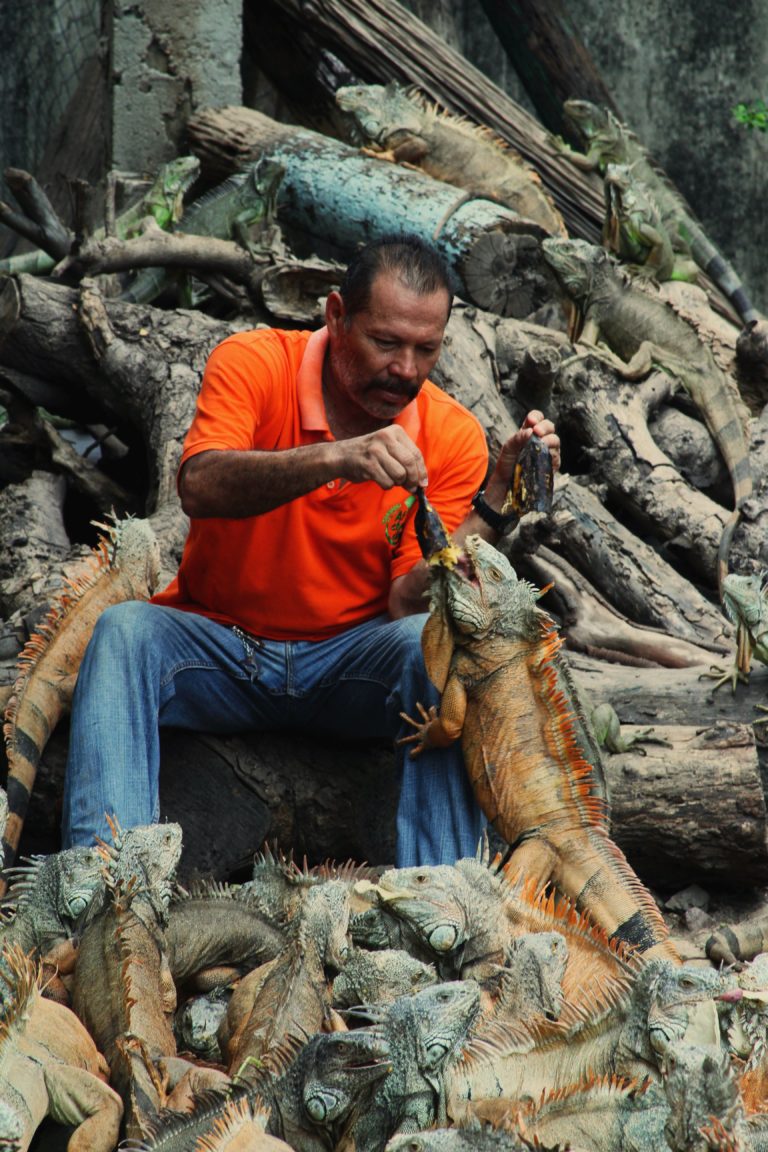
left=382, top=495, right=416, bottom=547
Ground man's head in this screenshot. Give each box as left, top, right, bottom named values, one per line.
left=325, top=235, right=453, bottom=429
left=337, top=234, right=454, bottom=321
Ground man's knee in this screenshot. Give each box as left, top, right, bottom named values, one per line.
left=88, top=600, right=161, bottom=659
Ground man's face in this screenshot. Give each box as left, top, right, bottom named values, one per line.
left=326, top=271, right=450, bottom=424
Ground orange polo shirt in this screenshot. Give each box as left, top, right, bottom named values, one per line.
left=152, top=326, right=488, bottom=640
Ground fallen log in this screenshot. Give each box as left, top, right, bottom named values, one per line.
left=187, top=104, right=559, bottom=319
left=18, top=716, right=767, bottom=889
left=603, top=723, right=768, bottom=888
left=553, top=355, right=728, bottom=586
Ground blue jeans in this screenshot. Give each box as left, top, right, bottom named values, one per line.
left=61, top=603, right=485, bottom=866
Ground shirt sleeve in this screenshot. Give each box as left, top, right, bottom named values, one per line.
left=390, top=406, right=489, bottom=580
left=180, top=331, right=289, bottom=467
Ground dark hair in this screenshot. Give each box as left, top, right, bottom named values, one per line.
left=338, top=233, right=454, bottom=320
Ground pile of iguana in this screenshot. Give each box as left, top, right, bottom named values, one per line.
left=334, top=82, right=567, bottom=239
left=401, top=519, right=678, bottom=960
left=0, top=155, right=200, bottom=278
left=560, top=98, right=761, bottom=327
left=540, top=237, right=752, bottom=596
left=1, top=515, right=161, bottom=888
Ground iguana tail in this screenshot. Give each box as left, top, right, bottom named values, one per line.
left=1, top=517, right=160, bottom=887
left=681, top=218, right=760, bottom=326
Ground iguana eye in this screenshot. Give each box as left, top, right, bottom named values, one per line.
left=487, top=567, right=504, bottom=582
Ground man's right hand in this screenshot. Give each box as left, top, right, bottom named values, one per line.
left=336, top=425, right=428, bottom=492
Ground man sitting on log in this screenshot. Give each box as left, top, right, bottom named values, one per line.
left=61, top=234, right=560, bottom=867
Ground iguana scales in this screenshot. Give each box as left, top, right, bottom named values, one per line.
left=541, top=237, right=752, bottom=596
left=400, top=530, right=677, bottom=960
left=1, top=515, right=161, bottom=888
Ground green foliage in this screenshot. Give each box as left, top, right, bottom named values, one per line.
left=733, top=99, right=768, bottom=132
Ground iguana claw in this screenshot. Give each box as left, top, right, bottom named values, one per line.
left=398, top=702, right=438, bottom=757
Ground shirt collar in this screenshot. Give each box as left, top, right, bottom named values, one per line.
left=297, top=326, right=422, bottom=440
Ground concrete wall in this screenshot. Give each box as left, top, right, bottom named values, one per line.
left=111, top=0, right=243, bottom=172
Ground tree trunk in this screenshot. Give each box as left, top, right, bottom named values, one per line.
left=472, top=0, right=621, bottom=138
left=187, top=105, right=557, bottom=319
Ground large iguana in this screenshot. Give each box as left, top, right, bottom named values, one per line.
left=601, top=162, right=689, bottom=283
left=400, top=530, right=677, bottom=961
left=0, top=942, right=123, bottom=1151
left=445, top=957, right=726, bottom=1108
left=0, top=155, right=200, bottom=277
left=163, top=879, right=286, bottom=994
left=71, top=826, right=183, bottom=1140
left=335, top=82, right=567, bottom=238
left=1, top=515, right=161, bottom=887
left=0, top=845, right=104, bottom=1000
left=346, top=981, right=481, bottom=1152
left=560, top=98, right=760, bottom=326
left=121, top=156, right=285, bottom=306
left=540, top=237, right=752, bottom=595
left=221, top=878, right=351, bottom=1081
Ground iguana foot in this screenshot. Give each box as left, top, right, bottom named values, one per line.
left=398, top=702, right=438, bottom=757
left=699, top=663, right=748, bottom=694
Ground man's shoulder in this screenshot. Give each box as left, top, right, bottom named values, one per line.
left=419, top=378, right=483, bottom=430
left=216, top=326, right=313, bottom=362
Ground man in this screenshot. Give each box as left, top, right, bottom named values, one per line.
left=62, top=234, right=559, bottom=866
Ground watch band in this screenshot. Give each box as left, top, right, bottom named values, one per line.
left=471, top=489, right=519, bottom=535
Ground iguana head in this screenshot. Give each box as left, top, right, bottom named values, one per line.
left=332, top=947, right=437, bottom=1008
left=376, top=865, right=471, bottom=959
left=661, top=1040, right=742, bottom=1152
left=301, top=1030, right=393, bottom=1126
left=563, top=98, right=623, bottom=164
left=499, top=931, right=569, bottom=1022
left=722, top=570, right=768, bottom=644
left=429, top=534, right=548, bottom=644
left=541, top=237, right=612, bottom=305
left=404, top=980, right=481, bottom=1072
left=643, top=960, right=728, bottom=1058
left=335, top=82, right=424, bottom=145
left=563, top=98, right=609, bottom=139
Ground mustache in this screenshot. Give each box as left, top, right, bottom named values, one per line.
left=369, top=377, right=420, bottom=399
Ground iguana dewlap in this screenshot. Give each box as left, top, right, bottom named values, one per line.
left=402, top=532, right=677, bottom=962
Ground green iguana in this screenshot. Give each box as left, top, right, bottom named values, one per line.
left=444, top=958, right=726, bottom=1109
left=121, top=156, right=285, bottom=306
left=0, top=845, right=104, bottom=999
left=602, top=162, right=690, bottom=283
left=335, top=82, right=567, bottom=238
left=702, top=569, right=768, bottom=695
left=332, top=946, right=438, bottom=1009
left=561, top=98, right=760, bottom=326
left=1, top=516, right=161, bottom=888
left=0, top=155, right=200, bottom=277
left=221, top=879, right=351, bottom=1082
left=72, top=868, right=180, bottom=1139
left=540, top=237, right=752, bottom=596
left=400, top=529, right=677, bottom=961
left=346, top=981, right=481, bottom=1152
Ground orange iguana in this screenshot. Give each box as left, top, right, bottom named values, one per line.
left=400, top=529, right=678, bottom=962
left=1, top=515, right=161, bottom=886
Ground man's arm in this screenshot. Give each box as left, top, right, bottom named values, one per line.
left=180, top=424, right=429, bottom=518
left=388, top=410, right=560, bottom=619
